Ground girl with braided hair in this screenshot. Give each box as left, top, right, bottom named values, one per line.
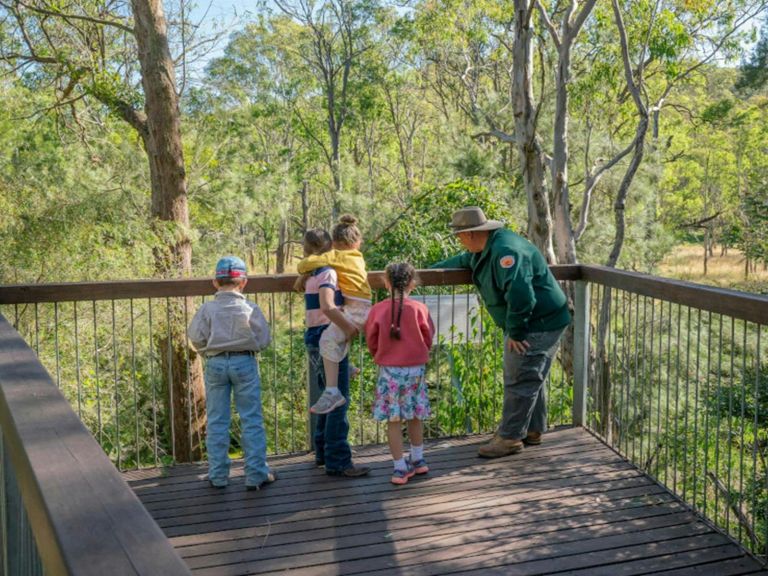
left=365, top=262, right=435, bottom=485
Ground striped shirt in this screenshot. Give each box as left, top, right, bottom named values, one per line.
left=304, top=266, right=344, bottom=345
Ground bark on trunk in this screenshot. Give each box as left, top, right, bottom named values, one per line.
left=512, top=1, right=555, bottom=263
left=551, top=41, right=577, bottom=266
left=132, top=0, right=205, bottom=462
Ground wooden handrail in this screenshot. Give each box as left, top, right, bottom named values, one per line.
left=0, top=263, right=764, bottom=325
left=0, top=269, right=474, bottom=303
left=581, top=265, right=768, bottom=325
left=0, top=314, right=191, bottom=575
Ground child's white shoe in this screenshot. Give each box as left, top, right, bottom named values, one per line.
left=310, top=389, right=346, bottom=414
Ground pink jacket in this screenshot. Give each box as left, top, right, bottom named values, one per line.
left=365, top=297, right=435, bottom=367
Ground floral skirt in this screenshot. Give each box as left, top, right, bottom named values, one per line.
left=372, top=365, right=431, bottom=422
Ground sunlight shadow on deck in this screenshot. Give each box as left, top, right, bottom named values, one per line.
left=125, top=427, right=768, bottom=576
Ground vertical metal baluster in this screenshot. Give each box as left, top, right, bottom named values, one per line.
left=130, top=299, right=139, bottom=469
left=737, top=319, right=747, bottom=547
left=149, top=299, right=159, bottom=467
left=590, top=283, right=600, bottom=432
left=610, top=286, right=620, bottom=449
left=288, top=295, right=295, bottom=453
left=645, top=297, right=656, bottom=474
left=654, top=298, right=664, bottom=479
left=166, top=298, right=176, bottom=462
left=450, top=286, right=456, bottom=435
left=661, top=300, right=672, bottom=483
left=607, top=286, right=616, bottom=445
left=112, top=300, right=123, bottom=470
left=54, top=302, right=61, bottom=389
left=725, top=316, right=736, bottom=535
left=756, top=325, right=766, bottom=561
left=682, top=306, right=693, bottom=502
left=672, top=303, right=682, bottom=496
left=356, top=307, right=364, bottom=445
left=751, top=324, right=761, bottom=556
left=183, top=297, right=193, bottom=460
left=713, top=315, right=725, bottom=527
left=478, top=296, right=484, bottom=431
left=631, top=292, right=641, bottom=463
left=702, top=311, right=713, bottom=520
left=637, top=296, right=647, bottom=466
left=112, top=300, right=120, bottom=469
left=34, top=303, right=39, bottom=354
left=464, top=292, right=471, bottom=434
left=373, top=290, right=380, bottom=444
left=598, top=284, right=606, bottom=434
left=271, top=293, right=278, bottom=453
left=493, top=316, right=500, bottom=429
left=13, top=303, right=19, bottom=329
left=693, top=309, right=703, bottom=510
left=622, top=291, right=633, bottom=458
left=436, top=292, right=442, bottom=435
left=94, top=301, right=102, bottom=445
left=74, top=302, right=83, bottom=418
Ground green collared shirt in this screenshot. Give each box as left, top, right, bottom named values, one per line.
left=431, top=229, right=570, bottom=340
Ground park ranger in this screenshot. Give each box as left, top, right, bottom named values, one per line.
left=432, top=206, right=571, bottom=458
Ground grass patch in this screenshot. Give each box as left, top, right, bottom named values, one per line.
left=658, top=244, right=768, bottom=293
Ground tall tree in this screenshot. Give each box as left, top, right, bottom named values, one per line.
left=537, top=0, right=598, bottom=265
left=274, top=0, right=383, bottom=218
left=737, top=16, right=768, bottom=91
left=0, top=0, right=205, bottom=461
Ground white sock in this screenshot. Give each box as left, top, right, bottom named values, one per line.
left=393, top=457, right=407, bottom=472
left=324, top=386, right=339, bottom=395
left=410, top=445, right=424, bottom=461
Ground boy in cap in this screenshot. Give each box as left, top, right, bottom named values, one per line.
left=188, top=256, right=277, bottom=489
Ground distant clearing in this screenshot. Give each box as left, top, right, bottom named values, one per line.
left=658, top=244, right=768, bottom=294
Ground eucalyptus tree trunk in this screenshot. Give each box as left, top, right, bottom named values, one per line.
left=132, top=0, right=205, bottom=462
left=540, top=0, right=598, bottom=266
left=512, top=0, right=555, bottom=263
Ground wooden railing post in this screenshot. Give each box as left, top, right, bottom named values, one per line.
left=572, top=280, right=590, bottom=427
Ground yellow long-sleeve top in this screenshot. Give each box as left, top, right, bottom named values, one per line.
left=297, top=249, right=372, bottom=301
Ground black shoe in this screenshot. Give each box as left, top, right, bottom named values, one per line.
left=246, top=470, right=278, bottom=491
left=208, top=478, right=228, bottom=488
left=326, top=466, right=370, bottom=478
left=315, top=458, right=325, bottom=467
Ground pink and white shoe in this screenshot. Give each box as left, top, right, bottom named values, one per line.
left=390, top=463, right=415, bottom=485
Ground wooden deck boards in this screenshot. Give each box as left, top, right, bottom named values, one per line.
left=125, top=427, right=768, bottom=575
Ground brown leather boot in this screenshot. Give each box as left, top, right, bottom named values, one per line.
left=523, top=432, right=542, bottom=446
left=477, top=434, right=524, bottom=458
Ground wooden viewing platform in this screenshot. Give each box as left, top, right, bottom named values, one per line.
left=124, top=427, right=768, bottom=575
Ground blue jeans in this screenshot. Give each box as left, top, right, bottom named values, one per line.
left=499, top=328, right=566, bottom=440
left=307, top=345, right=352, bottom=472
left=204, top=354, right=270, bottom=486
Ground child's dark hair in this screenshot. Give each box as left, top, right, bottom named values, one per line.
left=332, top=214, right=362, bottom=247
left=216, top=277, right=245, bottom=286
left=304, top=228, right=332, bottom=255
left=386, top=262, right=417, bottom=340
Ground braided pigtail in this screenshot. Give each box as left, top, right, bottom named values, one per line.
left=385, top=262, right=417, bottom=340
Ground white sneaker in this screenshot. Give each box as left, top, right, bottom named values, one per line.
left=310, top=389, right=347, bottom=414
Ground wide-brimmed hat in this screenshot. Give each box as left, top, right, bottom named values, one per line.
left=449, top=206, right=504, bottom=234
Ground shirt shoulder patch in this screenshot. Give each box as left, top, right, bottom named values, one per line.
left=499, top=255, right=516, bottom=269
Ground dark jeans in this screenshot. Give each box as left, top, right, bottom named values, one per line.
left=307, top=344, right=352, bottom=472
left=499, top=327, right=567, bottom=440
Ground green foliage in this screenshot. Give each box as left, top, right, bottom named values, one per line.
left=737, top=16, right=768, bottom=92
left=365, top=179, right=518, bottom=270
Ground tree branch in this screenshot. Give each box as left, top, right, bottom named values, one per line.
left=14, top=0, right=134, bottom=34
